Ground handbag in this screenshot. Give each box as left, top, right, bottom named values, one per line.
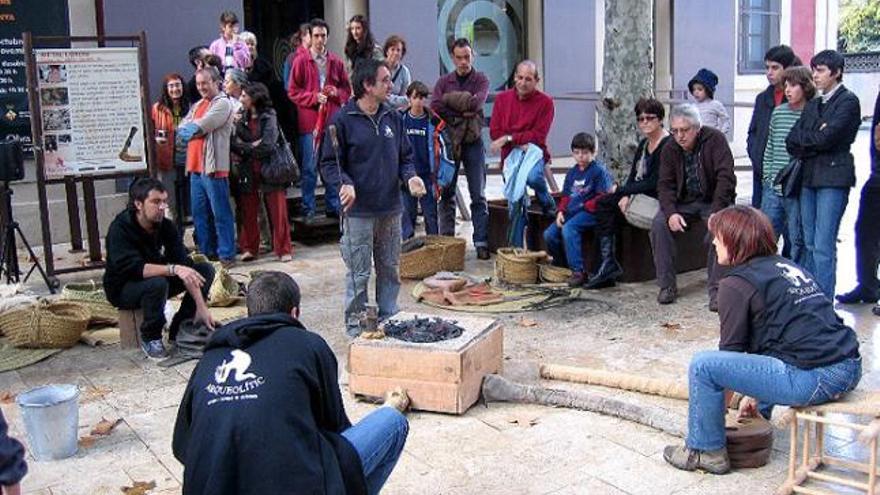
left=774, top=158, right=803, bottom=198
left=261, top=132, right=299, bottom=186
left=623, top=194, right=660, bottom=230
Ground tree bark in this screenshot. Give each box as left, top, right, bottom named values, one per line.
left=597, top=0, right=655, bottom=180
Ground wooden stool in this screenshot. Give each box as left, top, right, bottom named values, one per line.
left=777, top=395, right=880, bottom=495
left=116, top=309, right=142, bottom=350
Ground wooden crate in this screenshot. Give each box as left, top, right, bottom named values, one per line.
left=348, top=313, right=503, bottom=415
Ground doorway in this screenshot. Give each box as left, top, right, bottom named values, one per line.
left=243, top=0, right=324, bottom=79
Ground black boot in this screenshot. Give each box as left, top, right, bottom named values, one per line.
left=584, top=235, right=623, bottom=289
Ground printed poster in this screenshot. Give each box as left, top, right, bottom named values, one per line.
left=35, top=47, right=147, bottom=178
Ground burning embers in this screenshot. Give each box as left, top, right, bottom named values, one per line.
left=384, top=316, right=465, bottom=343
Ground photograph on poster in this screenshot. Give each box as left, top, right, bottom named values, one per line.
left=40, top=87, right=69, bottom=106
left=44, top=134, right=57, bottom=152
left=42, top=108, right=70, bottom=131
left=38, top=64, right=67, bottom=84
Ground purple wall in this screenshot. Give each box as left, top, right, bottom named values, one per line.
left=103, top=0, right=243, bottom=102
left=369, top=0, right=440, bottom=87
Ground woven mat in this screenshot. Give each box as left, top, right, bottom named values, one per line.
left=411, top=282, right=575, bottom=313
left=0, top=339, right=62, bottom=373
left=791, top=390, right=880, bottom=416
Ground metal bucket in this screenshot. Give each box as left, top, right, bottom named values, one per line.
left=16, top=384, right=80, bottom=461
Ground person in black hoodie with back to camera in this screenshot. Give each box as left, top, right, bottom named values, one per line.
left=173, top=271, right=411, bottom=495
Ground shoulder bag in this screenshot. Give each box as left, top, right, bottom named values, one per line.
left=261, top=131, right=299, bottom=186
left=773, top=158, right=803, bottom=198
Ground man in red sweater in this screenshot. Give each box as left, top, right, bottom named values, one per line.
left=288, top=18, right=350, bottom=223
left=489, top=60, right=556, bottom=245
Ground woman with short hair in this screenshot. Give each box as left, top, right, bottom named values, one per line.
left=383, top=34, right=411, bottom=109
left=230, top=82, right=293, bottom=261
left=664, top=205, right=861, bottom=475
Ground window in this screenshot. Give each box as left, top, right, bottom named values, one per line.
left=739, top=0, right=781, bottom=74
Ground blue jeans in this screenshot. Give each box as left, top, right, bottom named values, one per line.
left=341, top=406, right=409, bottom=495
left=783, top=196, right=805, bottom=266
left=438, top=141, right=488, bottom=247
left=190, top=173, right=236, bottom=260
left=509, top=160, right=556, bottom=248
left=687, top=350, right=861, bottom=451
left=299, top=133, right=341, bottom=216
left=400, top=174, right=438, bottom=240
left=543, top=210, right=596, bottom=273
left=341, top=214, right=401, bottom=334
left=800, top=186, right=849, bottom=297
left=761, top=185, right=802, bottom=262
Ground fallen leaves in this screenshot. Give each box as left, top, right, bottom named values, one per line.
left=78, top=417, right=122, bottom=449
left=81, top=385, right=112, bottom=403
left=517, top=317, right=538, bottom=328
left=120, top=480, right=156, bottom=495
left=660, top=322, right=682, bottom=331
left=0, top=391, right=15, bottom=404
left=507, top=415, right=539, bottom=427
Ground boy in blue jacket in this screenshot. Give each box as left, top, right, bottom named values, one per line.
left=400, top=81, right=440, bottom=239
left=543, top=132, right=613, bottom=286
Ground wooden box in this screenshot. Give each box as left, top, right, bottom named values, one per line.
left=348, top=313, right=503, bottom=415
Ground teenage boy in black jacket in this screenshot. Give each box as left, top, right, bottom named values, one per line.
left=173, top=271, right=410, bottom=495
left=104, top=178, right=216, bottom=359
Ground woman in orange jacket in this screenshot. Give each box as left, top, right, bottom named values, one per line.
left=151, top=73, right=190, bottom=222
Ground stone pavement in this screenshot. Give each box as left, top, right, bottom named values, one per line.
left=1, top=130, right=878, bottom=494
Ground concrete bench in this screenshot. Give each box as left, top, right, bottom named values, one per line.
left=487, top=197, right=708, bottom=283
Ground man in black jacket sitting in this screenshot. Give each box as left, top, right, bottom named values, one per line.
left=173, top=271, right=410, bottom=495
left=104, top=178, right=216, bottom=359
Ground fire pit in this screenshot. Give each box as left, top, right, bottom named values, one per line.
left=348, top=312, right=503, bottom=414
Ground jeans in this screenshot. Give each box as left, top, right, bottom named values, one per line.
left=783, top=196, right=805, bottom=266
left=190, top=173, right=236, bottom=260
left=686, top=350, right=861, bottom=451
left=543, top=210, right=596, bottom=273
left=299, top=133, right=341, bottom=216
left=508, top=160, right=556, bottom=248
left=761, top=185, right=799, bottom=261
left=341, top=407, right=409, bottom=495
left=854, top=181, right=880, bottom=296
left=400, top=174, right=438, bottom=240
left=800, top=186, right=849, bottom=297
left=438, top=141, right=488, bottom=247
left=341, top=214, right=402, bottom=334
left=113, top=262, right=214, bottom=342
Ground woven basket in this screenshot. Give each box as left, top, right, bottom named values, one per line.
left=61, top=280, right=117, bottom=326
left=540, top=264, right=572, bottom=283
left=495, top=248, right=539, bottom=285
left=0, top=300, right=90, bottom=349
left=400, top=236, right=467, bottom=279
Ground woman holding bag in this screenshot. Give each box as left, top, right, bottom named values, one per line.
left=231, top=82, right=293, bottom=261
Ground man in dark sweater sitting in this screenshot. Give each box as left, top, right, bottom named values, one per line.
left=173, top=271, right=410, bottom=495
left=103, top=178, right=216, bottom=359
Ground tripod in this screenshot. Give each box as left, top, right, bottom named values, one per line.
left=0, top=182, right=54, bottom=293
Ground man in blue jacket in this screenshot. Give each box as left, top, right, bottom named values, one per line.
left=320, top=58, right=425, bottom=336
left=173, top=271, right=410, bottom=495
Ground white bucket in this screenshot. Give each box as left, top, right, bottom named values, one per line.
left=16, top=384, right=80, bottom=461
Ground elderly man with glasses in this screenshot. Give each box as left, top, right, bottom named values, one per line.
left=650, top=104, right=737, bottom=309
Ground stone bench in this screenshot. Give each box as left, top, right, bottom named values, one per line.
left=487, top=197, right=708, bottom=283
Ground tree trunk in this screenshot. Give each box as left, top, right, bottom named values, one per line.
left=597, top=0, right=655, bottom=181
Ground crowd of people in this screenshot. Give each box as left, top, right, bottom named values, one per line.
left=84, top=9, right=878, bottom=491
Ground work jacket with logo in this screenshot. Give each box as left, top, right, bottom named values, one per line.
left=172, top=314, right=366, bottom=495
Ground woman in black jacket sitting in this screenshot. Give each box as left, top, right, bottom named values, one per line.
left=663, top=205, right=861, bottom=475
left=231, top=82, right=293, bottom=262
left=785, top=49, right=861, bottom=299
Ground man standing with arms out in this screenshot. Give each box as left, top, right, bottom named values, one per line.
left=651, top=104, right=736, bottom=310
left=839, top=88, right=880, bottom=309
left=178, top=67, right=237, bottom=266
left=431, top=38, right=491, bottom=259
left=105, top=179, right=216, bottom=359
left=289, top=18, right=350, bottom=224
left=747, top=45, right=797, bottom=208
left=489, top=60, right=556, bottom=247
left=320, top=58, right=425, bottom=337
left=173, top=272, right=410, bottom=495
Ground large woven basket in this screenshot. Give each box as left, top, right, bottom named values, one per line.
left=495, top=248, right=541, bottom=285
left=539, top=264, right=572, bottom=283
left=0, top=300, right=90, bottom=348
left=61, top=280, right=117, bottom=326
left=400, top=236, right=466, bottom=279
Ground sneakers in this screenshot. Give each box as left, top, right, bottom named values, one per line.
left=708, top=298, right=719, bottom=313
left=278, top=254, right=293, bottom=262
left=141, top=339, right=169, bottom=360
left=383, top=387, right=411, bottom=413
left=836, top=287, right=879, bottom=304
left=304, top=212, right=317, bottom=225
left=567, top=272, right=587, bottom=287
left=663, top=445, right=731, bottom=475
left=657, top=286, right=677, bottom=304
left=873, top=305, right=880, bottom=317
left=240, top=251, right=255, bottom=262
left=476, top=247, right=491, bottom=260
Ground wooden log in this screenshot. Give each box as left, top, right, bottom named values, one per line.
left=540, top=363, right=689, bottom=400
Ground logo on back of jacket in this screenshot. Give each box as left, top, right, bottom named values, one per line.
left=204, top=349, right=265, bottom=405
left=776, top=261, right=822, bottom=303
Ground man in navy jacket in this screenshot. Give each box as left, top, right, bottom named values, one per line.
left=320, top=58, right=425, bottom=336
left=173, top=271, right=409, bottom=495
